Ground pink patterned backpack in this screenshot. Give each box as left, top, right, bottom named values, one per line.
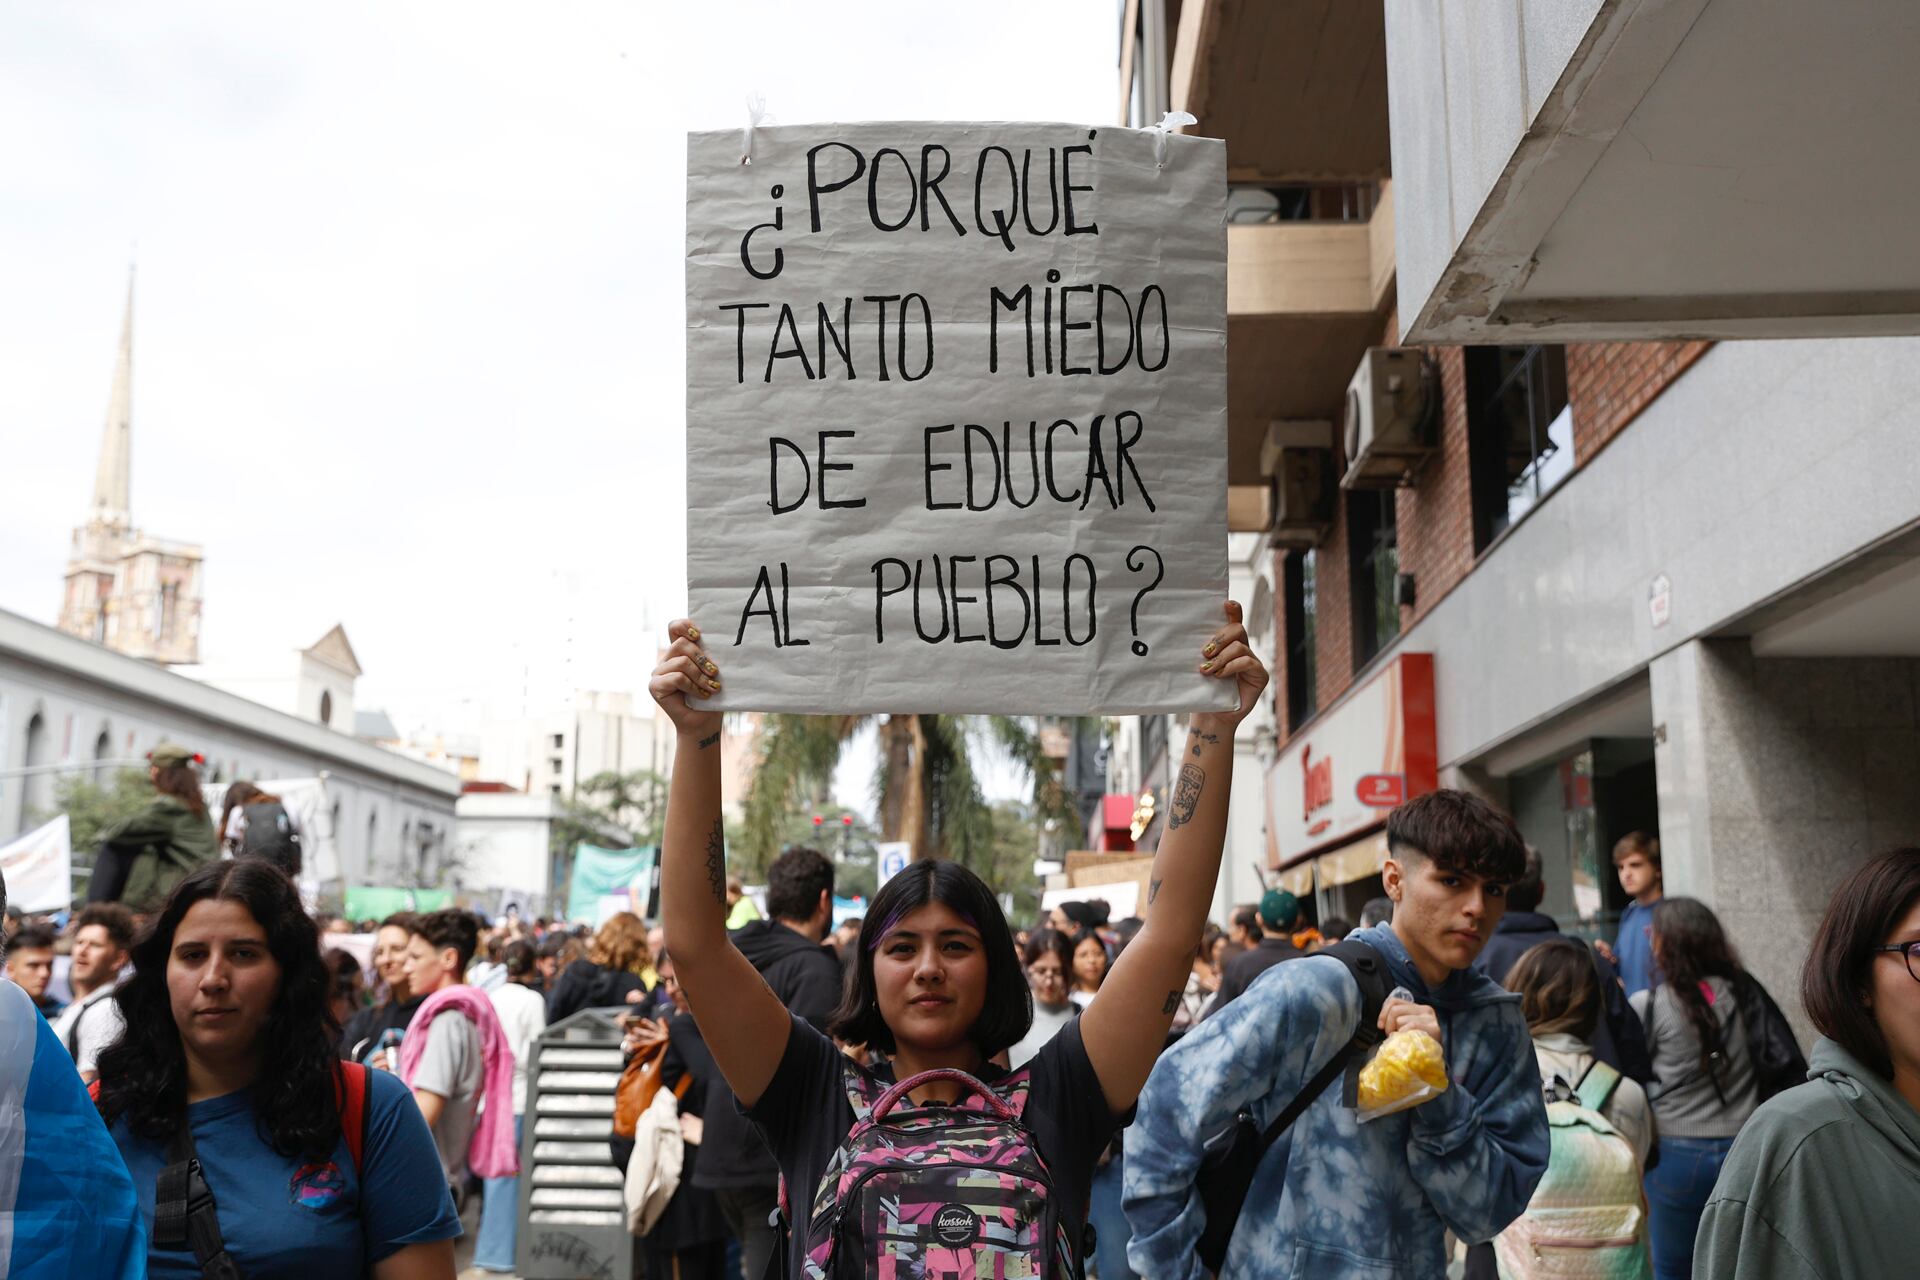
left=784, top=1064, right=1080, bottom=1279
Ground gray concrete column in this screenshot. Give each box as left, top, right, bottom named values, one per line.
left=1650, top=638, right=1920, bottom=1039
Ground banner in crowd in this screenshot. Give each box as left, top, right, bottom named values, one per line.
left=342, top=884, right=455, bottom=920
left=686, top=120, right=1231, bottom=714
left=0, top=815, right=71, bottom=913
left=567, top=843, right=657, bottom=924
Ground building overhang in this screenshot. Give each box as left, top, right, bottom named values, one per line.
left=1225, top=185, right=1396, bottom=528
left=1388, top=0, right=1920, bottom=343
left=1171, top=0, right=1391, bottom=182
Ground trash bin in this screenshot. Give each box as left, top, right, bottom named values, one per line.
left=516, top=1006, right=635, bottom=1280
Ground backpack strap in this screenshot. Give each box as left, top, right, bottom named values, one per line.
left=1254, top=939, right=1391, bottom=1149
left=334, top=1060, right=370, bottom=1176
left=153, top=1120, right=246, bottom=1279
left=839, top=1057, right=883, bottom=1122
left=1574, top=1059, right=1623, bottom=1114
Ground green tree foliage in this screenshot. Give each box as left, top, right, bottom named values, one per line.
left=38, top=768, right=153, bottom=901
left=546, top=769, right=666, bottom=910
left=738, top=715, right=1079, bottom=898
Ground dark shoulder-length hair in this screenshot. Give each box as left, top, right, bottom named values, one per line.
left=828, top=859, right=1031, bottom=1059
left=95, top=859, right=342, bottom=1160
left=1803, top=847, right=1920, bottom=1080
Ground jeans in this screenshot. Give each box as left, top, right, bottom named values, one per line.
left=472, top=1114, right=524, bottom=1272
left=1644, top=1134, right=1734, bottom=1280
left=1088, top=1148, right=1138, bottom=1279
left=715, top=1183, right=780, bottom=1280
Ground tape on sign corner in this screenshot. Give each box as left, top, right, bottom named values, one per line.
left=1148, top=110, right=1198, bottom=170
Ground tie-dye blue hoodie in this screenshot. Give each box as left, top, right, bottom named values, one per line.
left=1123, top=923, right=1549, bottom=1278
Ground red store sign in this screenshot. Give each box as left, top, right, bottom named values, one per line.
left=1266, top=652, right=1437, bottom=866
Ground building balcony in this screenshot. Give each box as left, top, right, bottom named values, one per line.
left=1225, top=182, right=1397, bottom=530
left=1387, top=0, right=1920, bottom=342
left=1169, top=0, right=1391, bottom=183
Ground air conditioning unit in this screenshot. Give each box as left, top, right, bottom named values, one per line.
left=1342, top=348, right=1437, bottom=490
left=1261, top=421, right=1335, bottom=548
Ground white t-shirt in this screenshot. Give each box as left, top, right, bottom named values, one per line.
left=49, top=981, right=126, bottom=1076
left=487, top=981, right=547, bottom=1116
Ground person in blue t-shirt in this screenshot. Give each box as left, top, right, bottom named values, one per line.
left=94, top=858, right=461, bottom=1279
left=1608, top=832, right=1664, bottom=999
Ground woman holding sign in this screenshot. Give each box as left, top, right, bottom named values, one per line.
left=649, top=602, right=1265, bottom=1280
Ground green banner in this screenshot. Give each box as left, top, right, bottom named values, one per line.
left=343, top=885, right=456, bottom=921
left=566, top=843, right=657, bottom=923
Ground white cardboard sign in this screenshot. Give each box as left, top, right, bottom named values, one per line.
left=685, top=121, right=1230, bottom=714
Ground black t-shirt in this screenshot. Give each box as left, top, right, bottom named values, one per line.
left=747, top=1012, right=1127, bottom=1279
left=338, top=996, right=424, bottom=1063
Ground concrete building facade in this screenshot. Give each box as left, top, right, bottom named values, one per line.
left=1117, top=1, right=1920, bottom=1027
left=0, top=606, right=459, bottom=893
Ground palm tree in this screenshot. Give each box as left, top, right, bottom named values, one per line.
left=738, top=714, right=1083, bottom=872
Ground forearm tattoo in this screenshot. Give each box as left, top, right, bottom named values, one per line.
left=1190, top=730, right=1220, bottom=756
left=703, top=819, right=726, bottom=904
left=1148, top=877, right=1162, bottom=905
left=697, top=731, right=720, bottom=750
left=1162, top=990, right=1180, bottom=1015
left=1170, top=763, right=1204, bottom=829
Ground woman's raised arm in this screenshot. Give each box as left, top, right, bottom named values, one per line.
left=1079, top=602, right=1268, bottom=1112
left=650, top=620, right=792, bottom=1108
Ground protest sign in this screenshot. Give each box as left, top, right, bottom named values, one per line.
left=0, top=815, right=71, bottom=913
left=686, top=121, right=1230, bottom=713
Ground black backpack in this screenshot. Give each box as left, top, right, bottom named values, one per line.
left=239, top=800, right=302, bottom=877
left=1193, top=939, right=1391, bottom=1273
left=1734, top=972, right=1808, bottom=1102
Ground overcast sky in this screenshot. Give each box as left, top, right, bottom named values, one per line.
left=0, top=2, right=1118, bottom=800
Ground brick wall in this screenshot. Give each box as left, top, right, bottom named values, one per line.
left=1566, top=341, right=1712, bottom=464
left=1394, top=346, right=1473, bottom=627
left=1271, top=334, right=1713, bottom=751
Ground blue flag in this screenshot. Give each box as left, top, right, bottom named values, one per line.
left=0, top=979, right=145, bottom=1278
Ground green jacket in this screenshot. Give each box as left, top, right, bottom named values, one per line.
left=1695, top=1037, right=1920, bottom=1279
left=101, top=794, right=218, bottom=910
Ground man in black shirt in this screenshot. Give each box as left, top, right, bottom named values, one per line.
left=1204, top=889, right=1304, bottom=1018
left=694, top=846, right=841, bottom=1280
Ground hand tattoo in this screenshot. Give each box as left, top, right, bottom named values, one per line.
left=1148, top=877, right=1162, bottom=905
left=703, top=819, right=726, bottom=904
left=697, top=731, right=720, bottom=750
left=1162, top=991, right=1180, bottom=1015
left=1170, top=763, right=1204, bottom=829
left=1190, top=731, right=1220, bottom=756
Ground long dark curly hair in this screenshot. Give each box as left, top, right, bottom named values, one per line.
left=94, top=858, right=343, bottom=1160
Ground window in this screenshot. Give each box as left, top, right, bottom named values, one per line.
left=1348, top=489, right=1399, bottom=670
left=1283, top=550, right=1318, bottom=730
left=1466, top=345, right=1573, bottom=550
left=550, top=757, right=563, bottom=776
left=551, top=733, right=564, bottom=750
left=319, top=690, right=333, bottom=725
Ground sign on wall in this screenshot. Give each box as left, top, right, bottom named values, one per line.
left=1266, top=653, right=1437, bottom=866
left=685, top=121, right=1232, bottom=714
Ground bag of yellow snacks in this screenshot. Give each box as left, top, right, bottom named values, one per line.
left=1356, top=987, right=1449, bottom=1121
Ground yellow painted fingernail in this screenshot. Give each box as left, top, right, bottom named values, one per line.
left=703, top=661, right=718, bottom=675
left=710, top=680, right=722, bottom=690
left=689, top=625, right=700, bottom=640
left=1200, top=661, right=1213, bottom=671
left=1204, top=642, right=1217, bottom=656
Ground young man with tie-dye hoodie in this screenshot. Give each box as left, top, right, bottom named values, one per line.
left=1124, top=790, right=1550, bottom=1279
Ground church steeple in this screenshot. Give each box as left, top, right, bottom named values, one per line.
left=59, top=267, right=205, bottom=665
left=90, top=267, right=134, bottom=533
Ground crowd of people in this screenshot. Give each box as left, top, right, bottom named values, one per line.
left=2, top=613, right=1918, bottom=1279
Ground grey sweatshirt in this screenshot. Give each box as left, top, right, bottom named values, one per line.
left=1631, top=976, right=1757, bottom=1138
left=1695, top=1038, right=1920, bottom=1279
